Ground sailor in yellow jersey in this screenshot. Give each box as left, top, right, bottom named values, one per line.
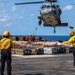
left=0, top=30, right=13, bottom=75
left=63, top=31, right=75, bottom=66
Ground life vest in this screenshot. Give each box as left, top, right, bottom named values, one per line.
left=25, top=36, right=29, bottom=41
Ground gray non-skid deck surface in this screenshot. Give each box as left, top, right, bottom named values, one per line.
left=0, top=53, right=75, bottom=75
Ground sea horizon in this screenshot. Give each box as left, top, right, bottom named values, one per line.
left=0, top=35, right=70, bottom=41
left=12, top=35, right=70, bottom=41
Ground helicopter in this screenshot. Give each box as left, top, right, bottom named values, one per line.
left=15, top=0, right=68, bottom=33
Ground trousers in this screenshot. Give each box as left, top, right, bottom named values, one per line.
left=1, top=51, right=11, bottom=75
left=72, top=47, right=75, bottom=66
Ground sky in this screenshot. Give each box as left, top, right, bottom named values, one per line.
left=0, top=0, right=75, bottom=36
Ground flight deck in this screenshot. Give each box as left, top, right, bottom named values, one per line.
left=0, top=53, right=75, bottom=75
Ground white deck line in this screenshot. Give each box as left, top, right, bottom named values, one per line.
left=12, top=53, right=72, bottom=58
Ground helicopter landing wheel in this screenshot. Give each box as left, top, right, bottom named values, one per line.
left=54, top=26, right=56, bottom=33
left=39, top=20, right=42, bottom=25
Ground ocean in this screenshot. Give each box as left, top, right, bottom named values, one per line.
left=34, top=35, right=70, bottom=41
left=9, top=35, right=70, bottom=41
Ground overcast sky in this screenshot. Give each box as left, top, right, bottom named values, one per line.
left=0, top=0, right=75, bottom=35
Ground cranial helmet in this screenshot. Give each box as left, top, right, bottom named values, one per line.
left=69, top=31, right=74, bottom=36
left=2, top=30, right=10, bottom=37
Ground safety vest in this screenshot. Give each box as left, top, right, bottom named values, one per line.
left=0, top=37, right=13, bottom=52
left=63, top=36, right=75, bottom=47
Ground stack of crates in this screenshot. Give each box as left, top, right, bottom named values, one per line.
left=23, top=48, right=31, bottom=55
left=31, top=48, right=37, bottom=55
left=36, top=48, right=44, bottom=54
left=44, top=47, right=53, bottom=54
left=23, top=48, right=44, bottom=55
left=44, top=47, right=60, bottom=54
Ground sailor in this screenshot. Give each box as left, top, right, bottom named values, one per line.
left=63, top=31, right=75, bottom=66
left=29, top=35, right=33, bottom=41
left=0, top=30, right=13, bottom=75
left=25, top=35, right=29, bottom=41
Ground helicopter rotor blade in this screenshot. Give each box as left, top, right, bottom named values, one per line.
left=15, top=1, right=45, bottom=5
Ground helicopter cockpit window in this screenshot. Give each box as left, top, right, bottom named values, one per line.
left=46, top=5, right=50, bottom=8
left=51, top=5, right=56, bottom=9
left=40, top=4, right=57, bottom=14
left=50, top=5, right=57, bottom=14
left=57, top=5, right=60, bottom=8
left=41, top=5, right=46, bottom=9
left=57, top=5, right=62, bottom=15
